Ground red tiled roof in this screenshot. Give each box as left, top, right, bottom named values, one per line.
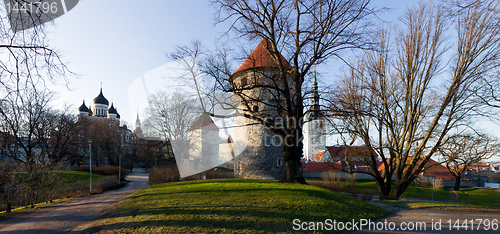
left=189, top=112, right=219, bottom=131
left=233, top=39, right=292, bottom=74
left=301, top=162, right=343, bottom=172
left=312, top=150, right=326, bottom=162
left=378, top=157, right=456, bottom=181
left=326, top=146, right=373, bottom=159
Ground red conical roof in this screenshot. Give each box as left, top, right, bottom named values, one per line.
left=233, top=39, right=292, bottom=74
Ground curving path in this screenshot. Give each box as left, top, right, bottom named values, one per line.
left=0, top=169, right=149, bottom=234
left=347, top=202, right=500, bottom=234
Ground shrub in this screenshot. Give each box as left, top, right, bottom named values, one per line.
left=414, top=176, right=444, bottom=188
left=322, top=171, right=341, bottom=183
left=205, top=167, right=234, bottom=179
left=346, top=173, right=356, bottom=184
left=149, top=167, right=180, bottom=184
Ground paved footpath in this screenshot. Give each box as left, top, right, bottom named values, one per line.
left=347, top=202, right=500, bottom=234
left=0, top=170, right=149, bottom=234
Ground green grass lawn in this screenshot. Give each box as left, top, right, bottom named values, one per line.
left=89, top=179, right=390, bottom=233
left=53, top=170, right=104, bottom=182
left=456, top=187, right=500, bottom=208
left=309, top=179, right=500, bottom=210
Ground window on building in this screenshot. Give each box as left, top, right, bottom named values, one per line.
left=277, top=159, right=283, bottom=166
left=241, top=77, right=247, bottom=87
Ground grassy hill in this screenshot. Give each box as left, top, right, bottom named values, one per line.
left=89, top=179, right=390, bottom=233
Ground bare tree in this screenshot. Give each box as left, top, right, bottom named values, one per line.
left=42, top=109, right=80, bottom=166
left=439, top=133, right=498, bottom=190
left=0, top=4, right=72, bottom=99
left=167, top=40, right=213, bottom=112
left=0, top=88, right=53, bottom=171
left=143, top=91, right=202, bottom=141
left=142, top=91, right=203, bottom=165
left=329, top=0, right=500, bottom=199
left=0, top=162, right=22, bottom=213
left=209, top=0, right=378, bottom=183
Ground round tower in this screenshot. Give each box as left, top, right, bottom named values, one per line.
left=231, top=39, right=292, bottom=179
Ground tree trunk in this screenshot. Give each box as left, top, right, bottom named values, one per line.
left=454, top=176, right=461, bottom=191
left=387, top=180, right=412, bottom=200
left=279, top=146, right=306, bottom=184
left=374, top=178, right=391, bottom=200
left=7, top=202, right=12, bottom=213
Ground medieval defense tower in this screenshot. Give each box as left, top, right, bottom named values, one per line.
left=230, top=39, right=292, bottom=179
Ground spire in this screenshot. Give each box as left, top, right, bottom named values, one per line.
left=134, top=110, right=143, bottom=138
left=305, top=66, right=321, bottom=121
left=311, top=66, right=319, bottom=109
left=135, top=110, right=141, bottom=127
left=312, top=67, right=318, bottom=93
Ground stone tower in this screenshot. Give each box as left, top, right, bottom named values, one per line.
left=231, top=39, right=292, bottom=180
left=188, top=112, right=220, bottom=171
left=303, top=70, right=326, bottom=161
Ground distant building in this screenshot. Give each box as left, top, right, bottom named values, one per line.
left=303, top=71, right=326, bottom=161
left=188, top=112, right=220, bottom=171
left=77, top=87, right=134, bottom=166
left=78, top=88, right=121, bottom=122
left=134, top=111, right=144, bottom=139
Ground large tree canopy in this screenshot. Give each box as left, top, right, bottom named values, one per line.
left=209, top=0, right=378, bottom=182
left=329, top=0, right=500, bottom=199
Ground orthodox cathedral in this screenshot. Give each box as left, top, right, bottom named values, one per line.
left=77, top=88, right=121, bottom=121
left=76, top=88, right=136, bottom=165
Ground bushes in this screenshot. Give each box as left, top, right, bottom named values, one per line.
left=309, top=172, right=362, bottom=196
left=149, top=167, right=180, bottom=184
left=70, top=165, right=128, bottom=177
left=148, top=167, right=235, bottom=184
left=414, top=175, right=444, bottom=188
left=0, top=168, right=124, bottom=213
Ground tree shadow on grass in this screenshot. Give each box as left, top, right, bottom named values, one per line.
left=81, top=206, right=347, bottom=233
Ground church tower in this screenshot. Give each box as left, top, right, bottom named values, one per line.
left=134, top=111, right=143, bottom=138
left=303, top=70, right=326, bottom=161
left=231, top=39, right=291, bottom=179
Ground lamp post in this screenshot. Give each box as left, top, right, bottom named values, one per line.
left=119, top=153, right=121, bottom=184
left=89, top=139, right=92, bottom=194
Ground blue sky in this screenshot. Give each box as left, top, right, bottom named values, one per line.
left=42, top=0, right=417, bottom=126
